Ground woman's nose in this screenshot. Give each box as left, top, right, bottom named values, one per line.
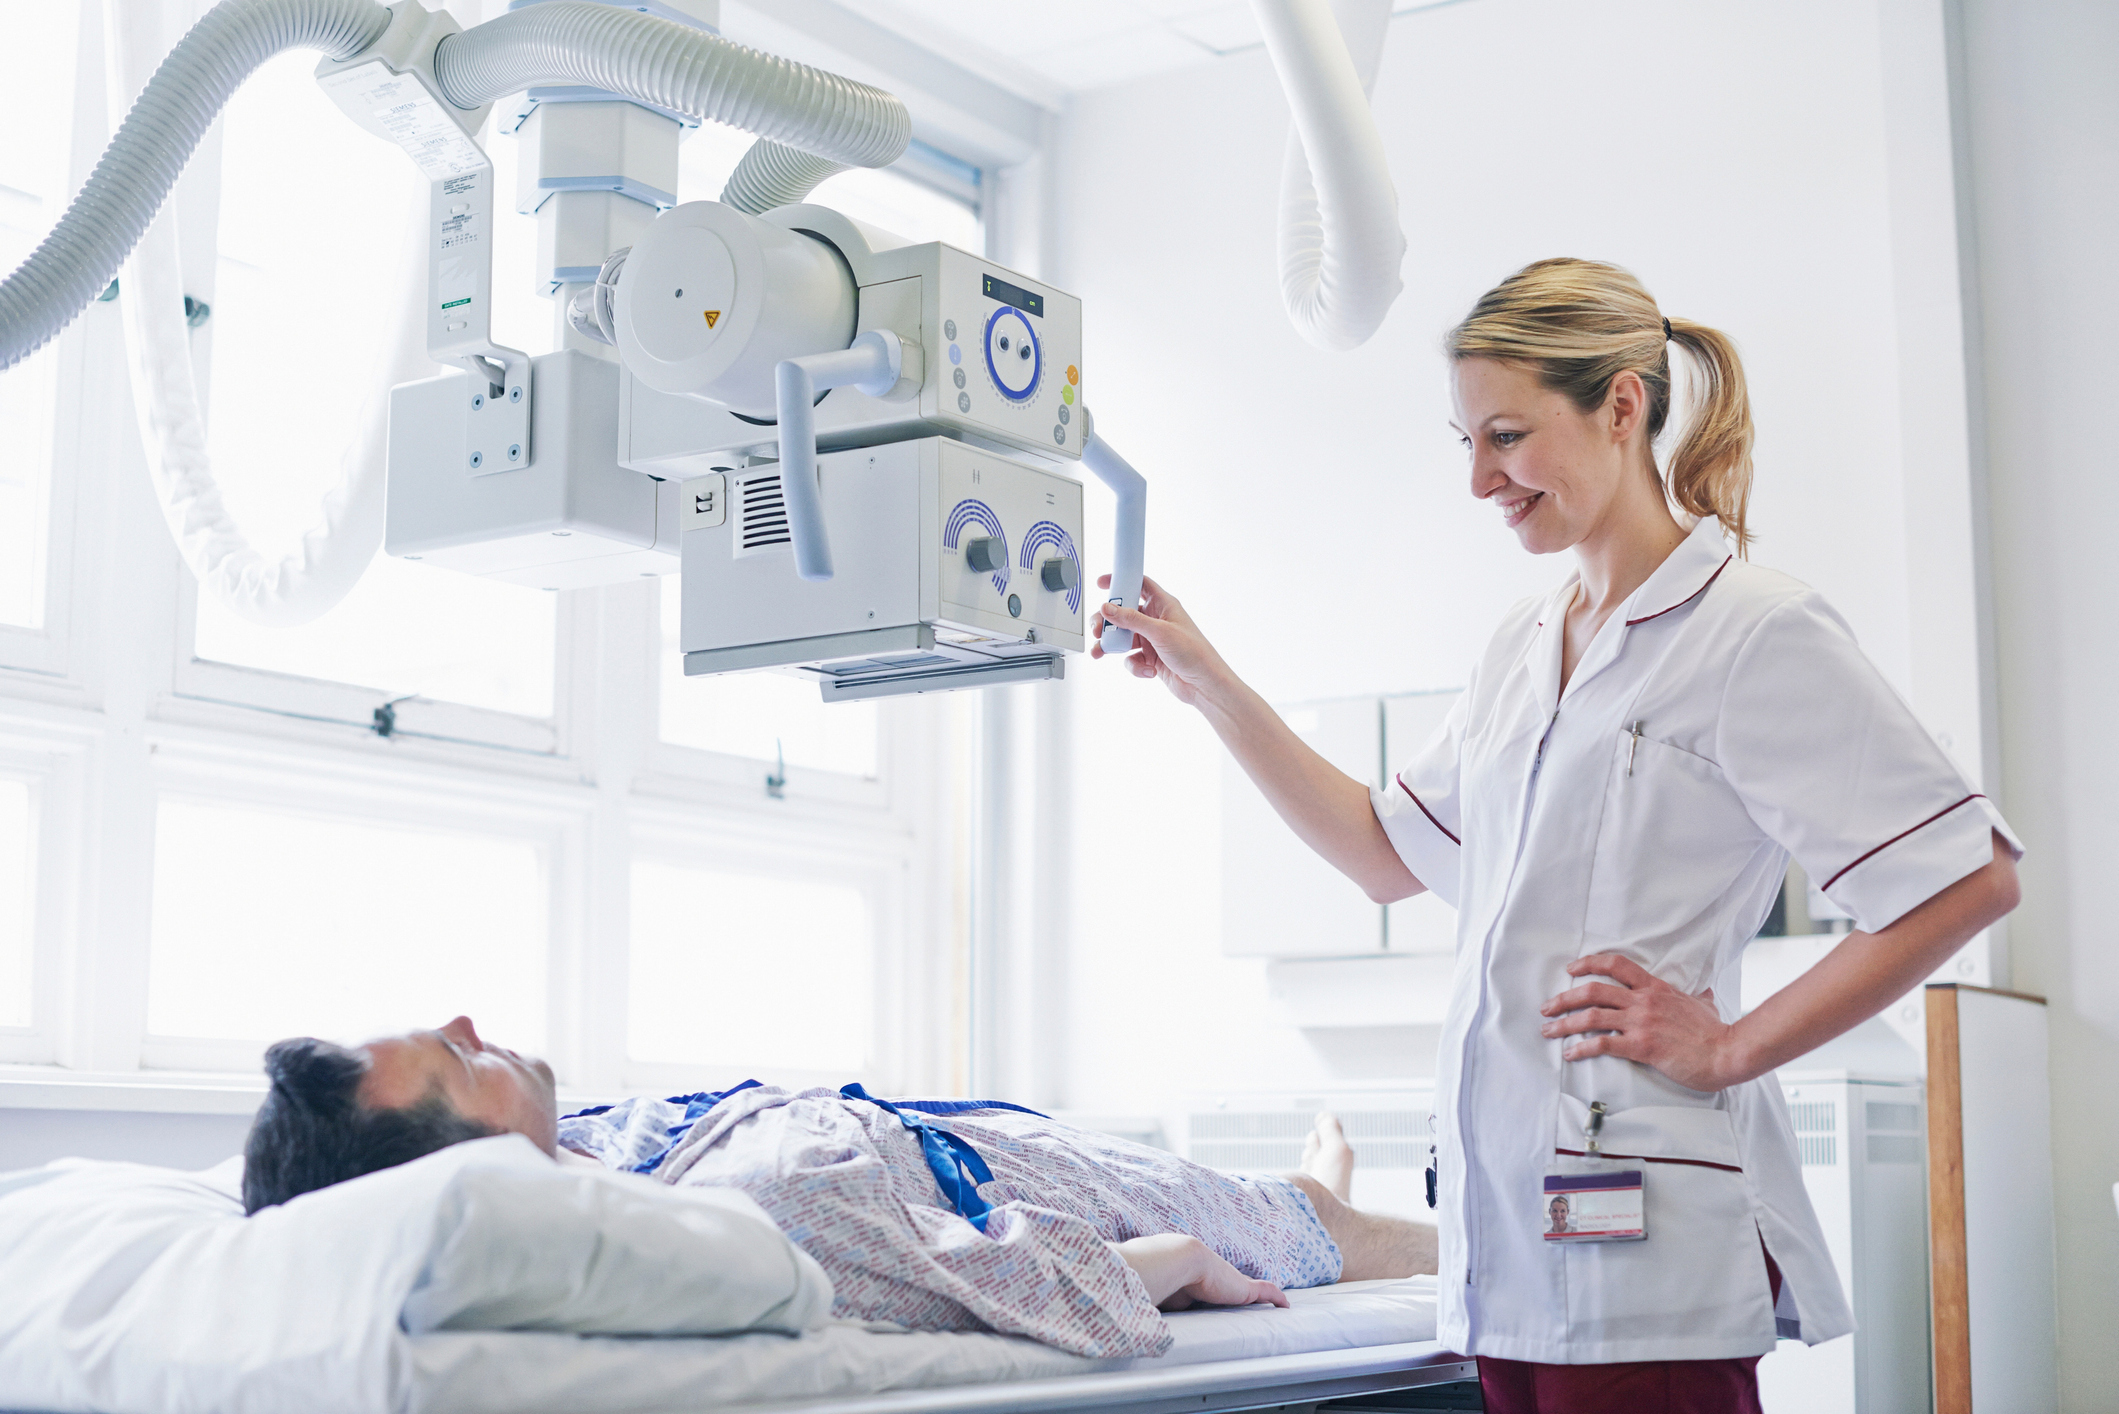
left=441, top=1015, right=483, bottom=1050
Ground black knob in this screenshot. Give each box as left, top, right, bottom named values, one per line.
left=965, top=537, right=1004, bottom=573
left=1040, top=557, right=1079, bottom=592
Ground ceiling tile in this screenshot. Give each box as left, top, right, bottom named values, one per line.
left=1021, top=23, right=1214, bottom=91
left=1165, top=4, right=1263, bottom=55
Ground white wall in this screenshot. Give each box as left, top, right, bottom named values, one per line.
left=1956, top=1, right=2119, bottom=1407
left=1048, top=0, right=1981, bottom=1119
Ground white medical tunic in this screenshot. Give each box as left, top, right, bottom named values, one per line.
left=1373, top=518, right=2020, bottom=1364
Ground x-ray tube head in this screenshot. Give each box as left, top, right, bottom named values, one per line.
left=614, top=200, right=857, bottom=417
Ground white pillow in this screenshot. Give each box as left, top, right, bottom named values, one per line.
left=0, top=1134, right=833, bottom=1414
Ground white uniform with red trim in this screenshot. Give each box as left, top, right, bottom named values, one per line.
left=1376, top=517, right=2021, bottom=1365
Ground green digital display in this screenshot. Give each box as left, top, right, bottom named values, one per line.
left=983, top=273, right=1043, bottom=319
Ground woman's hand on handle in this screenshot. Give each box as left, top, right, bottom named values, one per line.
left=1090, top=574, right=1233, bottom=710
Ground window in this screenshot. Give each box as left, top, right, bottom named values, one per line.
left=0, top=0, right=972, bottom=1094
left=0, top=0, right=82, bottom=632
left=146, top=797, right=548, bottom=1056
left=658, top=577, right=880, bottom=776
left=629, top=859, right=874, bottom=1074
left=0, top=779, right=31, bottom=1029
left=191, top=50, right=556, bottom=720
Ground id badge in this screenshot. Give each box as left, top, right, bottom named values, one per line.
left=1543, top=1099, right=1645, bottom=1243
left=1542, top=1168, right=1645, bottom=1242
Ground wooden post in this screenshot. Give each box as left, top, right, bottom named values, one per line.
left=1926, top=984, right=1971, bottom=1414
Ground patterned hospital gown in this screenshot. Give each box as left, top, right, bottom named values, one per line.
left=558, top=1085, right=1341, bottom=1358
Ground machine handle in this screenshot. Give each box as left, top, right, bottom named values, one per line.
left=773, top=330, right=905, bottom=582
left=1080, top=418, right=1146, bottom=655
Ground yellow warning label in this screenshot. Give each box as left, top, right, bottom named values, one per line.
left=703, top=310, right=721, bottom=328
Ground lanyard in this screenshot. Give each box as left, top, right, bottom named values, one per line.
left=839, top=1083, right=1048, bottom=1232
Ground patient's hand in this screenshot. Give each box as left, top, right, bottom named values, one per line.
left=1115, top=1234, right=1290, bottom=1312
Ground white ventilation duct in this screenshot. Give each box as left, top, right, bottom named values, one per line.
left=1252, top=0, right=1406, bottom=351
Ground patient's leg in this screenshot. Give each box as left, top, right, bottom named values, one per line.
left=1289, top=1114, right=1439, bottom=1280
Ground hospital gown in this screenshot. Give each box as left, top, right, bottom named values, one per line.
left=558, top=1085, right=1341, bottom=1358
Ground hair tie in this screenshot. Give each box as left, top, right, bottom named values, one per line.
left=1662, top=317, right=1673, bottom=342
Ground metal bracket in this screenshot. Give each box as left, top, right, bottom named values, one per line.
left=317, top=2, right=533, bottom=474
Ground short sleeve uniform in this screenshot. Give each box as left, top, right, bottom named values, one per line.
left=1371, top=518, right=2020, bottom=1364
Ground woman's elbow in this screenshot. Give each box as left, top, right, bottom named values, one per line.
left=1983, top=851, right=2022, bottom=922
left=1363, top=874, right=1425, bottom=906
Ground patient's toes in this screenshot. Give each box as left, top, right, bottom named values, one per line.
left=1303, top=1112, right=1356, bottom=1203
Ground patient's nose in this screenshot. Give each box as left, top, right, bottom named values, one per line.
left=441, top=1016, right=483, bottom=1050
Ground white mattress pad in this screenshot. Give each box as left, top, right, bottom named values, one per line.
left=402, top=1276, right=1442, bottom=1414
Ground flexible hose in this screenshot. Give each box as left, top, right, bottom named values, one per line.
left=432, top=3, right=909, bottom=204
left=722, top=141, right=846, bottom=217
left=1252, top=0, right=1405, bottom=351
left=0, top=0, right=389, bottom=371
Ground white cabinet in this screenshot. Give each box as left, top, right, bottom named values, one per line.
left=1220, top=689, right=1460, bottom=959
left=1758, top=1072, right=1932, bottom=1414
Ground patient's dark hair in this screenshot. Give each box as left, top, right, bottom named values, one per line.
left=241, top=1036, right=498, bottom=1215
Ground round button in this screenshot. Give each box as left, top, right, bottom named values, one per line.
left=1058, top=405, right=1070, bottom=425
left=1061, top=384, right=1074, bottom=405
left=948, top=343, right=961, bottom=365
left=958, top=391, right=972, bottom=413
left=945, top=318, right=958, bottom=341
left=953, top=367, right=966, bottom=389
left=1007, top=593, right=1022, bottom=618
left=983, top=306, right=1040, bottom=401
left=1066, top=364, right=1079, bottom=386
left=1053, top=425, right=1066, bottom=444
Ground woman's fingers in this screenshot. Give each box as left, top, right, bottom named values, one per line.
left=1539, top=981, right=1633, bottom=1018
left=1567, top=953, right=1660, bottom=990
left=1254, top=1280, right=1291, bottom=1309
left=1542, top=1007, right=1624, bottom=1039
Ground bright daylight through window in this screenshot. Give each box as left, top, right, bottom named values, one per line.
left=629, top=860, right=873, bottom=1073
left=0, top=0, right=79, bottom=632
left=655, top=126, right=979, bottom=773
left=194, top=52, right=555, bottom=718
left=148, top=797, right=548, bottom=1054
left=0, top=779, right=31, bottom=1029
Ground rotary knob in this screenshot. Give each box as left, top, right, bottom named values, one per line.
left=1040, top=557, right=1079, bottom=592
left=965, top=537, right=1006, bottom=573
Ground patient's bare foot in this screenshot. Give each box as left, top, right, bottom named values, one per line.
left=1300, top=1112, right=1355, bottom=1204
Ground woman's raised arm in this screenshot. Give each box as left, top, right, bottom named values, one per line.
left=1094, top=576, right=1423, bottom=905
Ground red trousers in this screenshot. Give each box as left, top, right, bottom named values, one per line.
left=1474, top=1252, right=1781, bottom=1414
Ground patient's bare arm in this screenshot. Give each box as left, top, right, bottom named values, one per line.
left=1115, top=1234, right=1290, bottom=1311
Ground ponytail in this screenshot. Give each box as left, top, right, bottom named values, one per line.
left=1445, top=259, right=1757, bottom=554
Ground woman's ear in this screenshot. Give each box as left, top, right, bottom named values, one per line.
left=1605, top=369, right=1650, bottom=446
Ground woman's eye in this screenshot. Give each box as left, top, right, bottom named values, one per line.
left=1494, top=431, right=1524, bottom=448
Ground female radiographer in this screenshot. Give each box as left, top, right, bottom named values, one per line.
left=1092, top=259, right=2022, bottom=1414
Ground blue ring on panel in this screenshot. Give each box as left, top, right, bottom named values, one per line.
left=1018, top=520, right=1082, bottom=614
left=943, top=498, right=1010, bottom=594
left=982, top=305, right=1041, bottom=403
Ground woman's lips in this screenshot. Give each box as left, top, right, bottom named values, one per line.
left=1501, top=492, right=1543, bottom=528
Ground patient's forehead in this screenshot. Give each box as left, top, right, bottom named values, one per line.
left=357, top=1034, right=449, bottom=1110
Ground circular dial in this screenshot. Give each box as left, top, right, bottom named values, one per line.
left=983, top=305, right=1041, bottom=402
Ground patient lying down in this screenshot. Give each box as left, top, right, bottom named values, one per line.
left=241, top=1016, right=1437, bottom=1358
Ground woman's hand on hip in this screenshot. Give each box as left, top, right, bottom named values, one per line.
left=1539, top=954, right=1741, bottom=1092
left=1091, top=574, right=1234, bottom=709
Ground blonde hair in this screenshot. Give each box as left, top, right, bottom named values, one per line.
left=1445, top=258, right=1756, bottom=554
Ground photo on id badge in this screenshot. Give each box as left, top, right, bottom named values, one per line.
left=1544, top=1101, right=1645, bottom=1242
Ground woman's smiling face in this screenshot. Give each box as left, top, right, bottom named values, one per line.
left=1450, top=356, right=1648, bottom=557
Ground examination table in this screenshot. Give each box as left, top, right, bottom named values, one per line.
left=0, top=1136, right=1471, bottom=1414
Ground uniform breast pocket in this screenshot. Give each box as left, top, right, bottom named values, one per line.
left=1584, top=731, right=1764, bottom=947
left=1554, top=1098, right=1774, bottom=1349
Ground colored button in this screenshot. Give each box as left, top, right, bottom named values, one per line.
left=1066, top=364, right=1079, bottom=386
left=1053, top=425, right=1066, bottom=444
left=1058, top=405, right=1070, bottom=425
left=949, top=343, right=961, bottom=365
left=1061, top=384, right=1074, bottom=405
left=953, top=367, right=966, bottom=389
left=945, top=319, right=958, bottom=341
left=959, top=392, right=972, bottom=413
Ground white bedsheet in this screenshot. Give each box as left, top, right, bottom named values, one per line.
left=399, top=1276, right=1440, bottom=1414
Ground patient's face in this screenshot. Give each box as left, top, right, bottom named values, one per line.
left=359, top=1016, right=559, bottom=1155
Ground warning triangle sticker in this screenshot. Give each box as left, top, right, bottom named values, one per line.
left=703, top=310, right=721, bottom=328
